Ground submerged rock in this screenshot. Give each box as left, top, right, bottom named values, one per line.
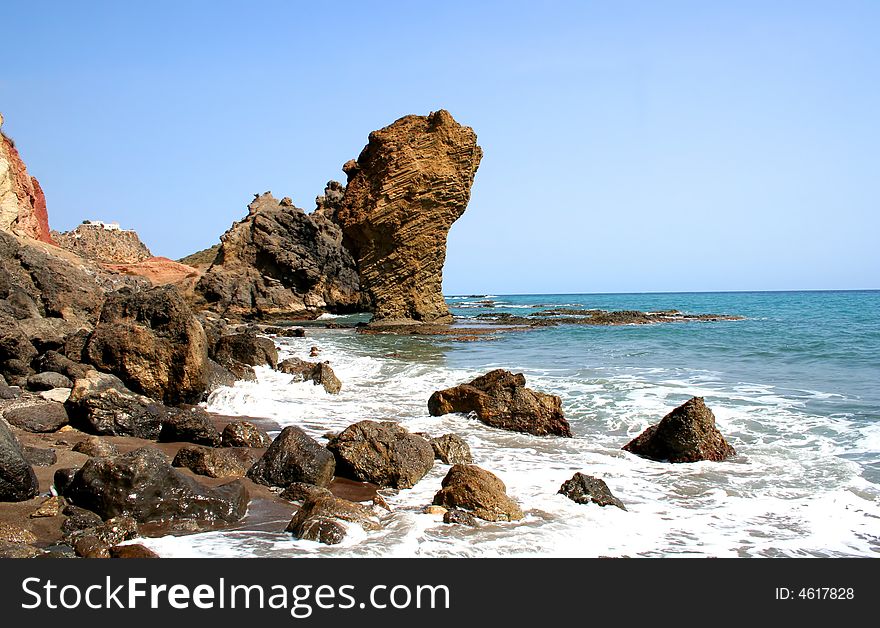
left=328, top=420, right=434, bottom=489
left=558, top=473, right=626, bottom=510
left=333, top=110, right=482, bottom=324
left=247, top=426, right=335, bottom=488
left=428, top=369, right=572, bottom=437
left=278, top=357, right=342, bottom=394
left=432, top=464, right=523, bottom=522
left=622, top=397, right=736, bottom=463
left=285, top=493, right=380, bottom=545
left=0, top=418, right=39, bottom=501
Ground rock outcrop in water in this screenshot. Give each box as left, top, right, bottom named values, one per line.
left=558, top=473, right=626, bottom=510
left=334, top=110, right=482, bottom=325
left=53, top=221, right=152, bottom=264
left=432, top=464, right=523, bottom=522
left=196, top=192, right=365, bottom=319
left=0, top=114, right=53, bottom=244
left=623, top=397, right=736, bottom=463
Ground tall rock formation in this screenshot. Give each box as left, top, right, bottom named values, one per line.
left=0, top=113, right=53, bottom=244
left=334, top=109, right=482, bottom=324
left=195, top=192, right=365, bottom=319
left=54, top=221, right=152, bottom=264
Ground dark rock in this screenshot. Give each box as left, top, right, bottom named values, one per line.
left=212, top=332, right=277, bottom=369
left=110, top=544, right=159, bottom=558
left=279, top=482, right=333, bottom=503
left=2, top=357, right=34, bottom=387
left=278, top=358, right=341, bottom=394
left=285, top=493, right=380, bottom=545
left=432, top=464, right=523, bottom=522
left=428, top=369, right=572, bottom=437
left=26, top=371, right=72, bottom=391
left=72, top=535, right=110, bottom=558
left=0, top=384, right=21, bottom=399
left=72, top=436, right=120, bottom=458
left=327, top=420, right=434, bottom=489
left=3, top=402, right=69, bottom=432
left=172, top=445, right=253, bottom=478
left=60, top=505, right=104, bottom=537
left=225, top=360, right=257, bottom=382
left=53, top=468, right=79, bottom=495
left=23, top=446, right=57, bottom=467
left=61, top=447, right=249, bottom=524
left=0, top=418, right=39, bottom=501
left=85, top=285, right=209, bottom=405
left=34, top=351, right=90, bottom=380
left=443, top=509, right=477, bottom=526
left=204, top=358, right=236, bottom=395
left=221, top=420, right=271, bottom=448
left=430, top=433, right=473, bottom=464
left=65, top=370, right=167, bottom=439
left=158, top=406, right=222, bottom=446
left=622, top=397, right=737, bottom=463
left=247, top=426, right=335, bottom=488
left=558, top=473, right=626, bottom=510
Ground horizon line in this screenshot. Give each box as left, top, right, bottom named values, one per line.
left=444, top=288, right=879, bottom=297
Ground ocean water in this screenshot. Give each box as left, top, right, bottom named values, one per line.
left=143, top=291, right=880, bottom=558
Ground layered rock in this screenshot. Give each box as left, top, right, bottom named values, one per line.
left=622, top=397, right=737, bottom=463
left=432, top=464, right=523, bottom=522
left=196, top=192, right=365, bottom=319
left=428, top=369, right=572, bottom=437
left=333, top=110, right=482, bottom=324
left=0, top=114, right=53, bottom=243
left=53, top=221, right=152, bottom=264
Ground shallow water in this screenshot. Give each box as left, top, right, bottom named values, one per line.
left=142, top=291, right=880, bottom=557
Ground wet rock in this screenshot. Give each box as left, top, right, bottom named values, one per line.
left=221, top=420, right=271, bottom=448
left=285, top=493, right=380, bottom=545
left=60, top=504, right=104, bottom=536
left=430, top=433, right=473, bottom=464
left=23, top=445, right=57, bottom=466
left=72, top=436, right=120, bottom=458
left=247, top=426, right=335, bottom=488
left=61, top=447, right=249, bottom=524
left=3, top=401, right=69, bottom=432
left=158, top=406, right=222, bottom=446
left=0, top=521, right=37, bottom=544
left=172, top=445, right=254, bottom=478
left=212, top=332, right=277, bottom=369
left=428, top=369, right=572, bottom=437
left=110, top=544, right=159, bottom=558
left=279, top=482, right=333, bottom=503
left=53, top=468, right=79, bottom=495
left=432, top=464, right=523, bottom=522
left=0, top=417, right=39, bottom=501
left=443, top=509, right=477, bottom=526
left=72, top=535, right=110, bottom=558
left=85, top=285, right=209, bottom=405
left=278, top=358, right=341, bottom=394
left=334, top=110, right=482, bottom=324
left=309, top=346, right=319, bottom=357
left=64, top=370, right=167, bottom=439
left=30, top=495, right=65, bottom=518
left=0, top=540, right=42, bottom=558
left=204, top=358, right=236, bottom=394
left=622, top=397, right=737, bottom=463
left=27, top=371, right=72, bottom=391
left=558, top=473, right=626, bottom=510
left=328, top=420, right=434, bottom=489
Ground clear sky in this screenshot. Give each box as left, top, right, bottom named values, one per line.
left=1, top=1, right=877, bottom=294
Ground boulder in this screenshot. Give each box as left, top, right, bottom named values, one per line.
left=158, top=406, right=222, bottom=446
left=333, top=110, right=482, bottom=324
left=221, top=420, right=271, bottom=448
left=39, top=387, right=71, bottom=403
left=622, top=397, right=737, bottom=463
left=327, top=420, right=434, bottom=489
left=172, top=445, right=254, bottom=478
left=72, top=436, right=120, bottom=458
left=195, top=191, right=365, bottom=320
left=3, top=402, right=69, bottom=432
left=85, top=285, right=209, bottom=405
left=428, top=370, right=572, bottom=437
left=279, top=482, right=333, bottom=503
left=60, top=504, right=103, bottom=536
left=16, top=317, right=82, bottom=354
left=430, top=433, right=473, bottom=464
left=110, top=544, right=159, bottom=558
left=204, top=358, right=236, bottom=394
left=61, top=447, right=249, bottom=524
left=23, top=446, right=57, bottom=467
left=285, top=493, right=380, bottom=545
left=212, top=332, right=277, bottom=369
left=558, top=473, right=626, bottom=510
left=34, top=350, right=91, bottom=381
left=64, top=370, right=168, bottom=439
left=0, top=418, right=39, bottom=501
left=443, top=509, right=477, bottom=526
left=247, top=426, right=335, bottom=488
left=26, top=371, right=72, bottom=391
left=278, top=358, right=342, bottom=394
left=432, top=464, right=523, bottom=522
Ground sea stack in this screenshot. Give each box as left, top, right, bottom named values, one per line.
left=335, top=110, right=482, bottom=325
left=0, top=113, right=53, bottom=244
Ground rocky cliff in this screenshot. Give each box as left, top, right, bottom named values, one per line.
left=53, top=221, right=152, bottom=264
left=334, top=109, right=482, bottom=324
left=0, top=114, right=53, bottom=244
left=195, top=192, right=365, bottom=319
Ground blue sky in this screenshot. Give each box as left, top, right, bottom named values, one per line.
left=1, top=1, right=877, bottom=293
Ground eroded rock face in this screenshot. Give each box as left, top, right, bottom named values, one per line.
left=328, top=420, right=434, bottom=489
left=622, top=397, right=737, bottom=463
left=432, top=464, right=523, bottom=522
left=0, top=418, right=39, bottom=502
left=62, top=447, right=249, bottom=524
left=334, top=110, right=482, bottom=324
left=53, top=222, right=152, bottom=264
left=196, top=192, right=365, bottom=319
left=0, top=117, right=53, bottom=244
left=85, top=285, right=209, bottom=405
left=428, top=369, right=572, bottom=437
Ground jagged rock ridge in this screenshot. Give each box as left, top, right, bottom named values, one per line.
left=0, top=113, right=53, bottom=244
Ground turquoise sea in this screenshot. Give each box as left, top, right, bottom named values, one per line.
left=144, top=290, right=880, bottom=557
